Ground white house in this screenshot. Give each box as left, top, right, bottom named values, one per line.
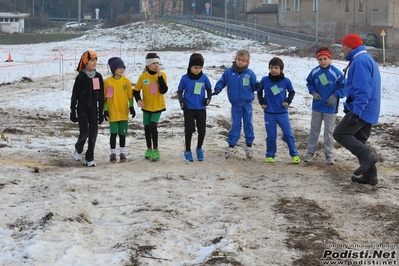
left=0, top=12, right=30, bottom=33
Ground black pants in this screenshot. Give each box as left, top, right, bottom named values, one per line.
left=184, top=109, right=206, bottom=151
left=75, top=105, right=98, bottom=162
left=333, top=113, right=377, bottom=177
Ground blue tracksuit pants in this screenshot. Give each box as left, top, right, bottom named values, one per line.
left=228, top=102, right=254, bottom=147
left=264, top=112, right=299, bottom=158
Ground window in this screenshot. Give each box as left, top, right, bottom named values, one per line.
left=359, top=0, right=364, bottom=11
left=312, top=0, right=317, bottom=12
left=345, top=0, right=350, bottom=12
left=294, top=0, right=300, bottom=12
left=282, top=0, right=287, bottom=13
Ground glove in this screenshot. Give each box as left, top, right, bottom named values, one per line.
left=212, top=90, right=221, bottom=96
left=255, top=82, right=262, bottom=90
left=312, top=92, right=322, bottom=101
left=98, top=112, right=104, bottom=125
left=70, top=111, right=78, bottom=123
left=203, top=98, right=210, bottom=106
left=129, top=107, right=136, bottom=118
left=347, top=112, right=359, bottom=126
left=326, top=95, right=337, bottom=107
left=104, top=110, right=109, bottom=121
left=180, top=100, right=187, bottom=110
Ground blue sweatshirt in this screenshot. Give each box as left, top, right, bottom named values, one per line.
left=177, top=73, right=212, bottom=110
left=306, top=64, right=345, bottom=113
left=344, top=46, right=381, bottom=124
left=214, top=67, right=257, bottom=105
left=258, top=74, right=295, bottom=114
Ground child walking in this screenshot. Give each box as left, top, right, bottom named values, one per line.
left=257, top=57, right=300, bottom=164
left=103, top=57, right=135, bottom=163
left=177, top=53, right=212, bottom=162
left=133, top=53, right=168, bottom=162
left=70, top=50, right=104, bottom=167
left=212, top=49, right=258, bottom=159
left=305, top=47, right=344, bottom=164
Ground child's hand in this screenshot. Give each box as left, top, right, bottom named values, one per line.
left=261, top=104, right=268, bottom=109
left=137, top=100, right=144, bottom=108
left=282, top=102, right=289, bottom=108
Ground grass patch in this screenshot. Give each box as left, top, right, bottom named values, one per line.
left=0, top=33, right=83, bottom=45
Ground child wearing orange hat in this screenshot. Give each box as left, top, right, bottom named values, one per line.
left=304, top=46, right=345, bottom=164
left=70, top=50, right=104, bottom=167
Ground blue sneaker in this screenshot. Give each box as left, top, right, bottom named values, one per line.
left=196, top=148, right=204, bottom=161
left=184, top=151, right=194, bottom=162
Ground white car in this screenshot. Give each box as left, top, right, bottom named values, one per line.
left=64, top=21, right=86, bottom=29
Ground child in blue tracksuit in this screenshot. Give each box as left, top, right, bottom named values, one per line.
left=213, top=49, right=258, bottom=159
left=257, top=57, right=300, bottom=164
left=177, top=53, right=212, bottom=162
left=305, top=46, right=345, bottom=164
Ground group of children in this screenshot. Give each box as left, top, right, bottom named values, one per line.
left=70, top=47, right=344, bottom=167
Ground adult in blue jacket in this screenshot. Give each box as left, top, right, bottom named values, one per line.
left=213, top=50, right=258, bottom=160
left=333, top=33, right=381, bottom=186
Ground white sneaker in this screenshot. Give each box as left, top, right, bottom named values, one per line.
left=84, top=160, right=96, bottom=167
left=244, top=146, right=253, bottom=159
left=304, top=153, right=313, bottom=162
left=225, top=147, right=237, bottom=159
left=73, top=150, right=82, bottom=161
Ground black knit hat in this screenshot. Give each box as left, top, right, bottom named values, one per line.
left=188, top=53, right=204, bottom=68
left=108, top=57, right=125, bottom=74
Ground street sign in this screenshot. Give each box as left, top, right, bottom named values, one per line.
left=191, top=2, right=196, bottom=7
left=380, top=29, right=386, bottom=36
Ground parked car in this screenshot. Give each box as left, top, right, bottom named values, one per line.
left=360, top=33, right=380, bottom=48
left=64, top=21, right=86, bottom=29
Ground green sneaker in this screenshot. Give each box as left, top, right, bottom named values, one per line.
left=292, top=156, right=301, bottom=164
left=151, top=149, right=160, bottom=162
left=145, top=149, right=152, bottom=159
left=266, top=157, right=274, bottom=163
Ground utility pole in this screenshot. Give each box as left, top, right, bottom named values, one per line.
left=78, top=0, right=81, bottom=30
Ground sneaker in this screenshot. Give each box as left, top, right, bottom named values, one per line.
left=73, top=150, right=82, bottom=161
left=292, top=156, right=301, bottom=164
left=145, top=149, right=152, bottom=159
left=84, top=160, right=96, bottom=167
left=110, top=153, right=117, bottom=163
left=119, top=153, right=127, bottom=163
left=196, top=148, right=204, bottom=161
left=304, top=153, right=313, bottom=162
left=184, top=151, right=194, bottom=162
left=225, top=147, right=237, bottom=159
left=151, top=149, right=160, bottom=162
left=244, top=146, right=253, bottom=159
left=266, top=157, right=274, bottom=163
left=327, top=158, right=334, bottom=165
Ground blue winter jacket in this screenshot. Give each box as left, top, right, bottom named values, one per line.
left=258, top=75, right=295, bottom=114
left=306, top=64, right=345, bottom=113
left=177, top=73, right=212, bottom=110
left=214, top=67, right=258, bottom=105
left=344, top=46, right=381, bottom=124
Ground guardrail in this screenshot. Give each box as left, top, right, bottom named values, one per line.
left=162, top=15, right=334, bottom=44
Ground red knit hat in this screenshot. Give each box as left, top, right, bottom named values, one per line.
left=342, top=34, right=363, bottom=49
